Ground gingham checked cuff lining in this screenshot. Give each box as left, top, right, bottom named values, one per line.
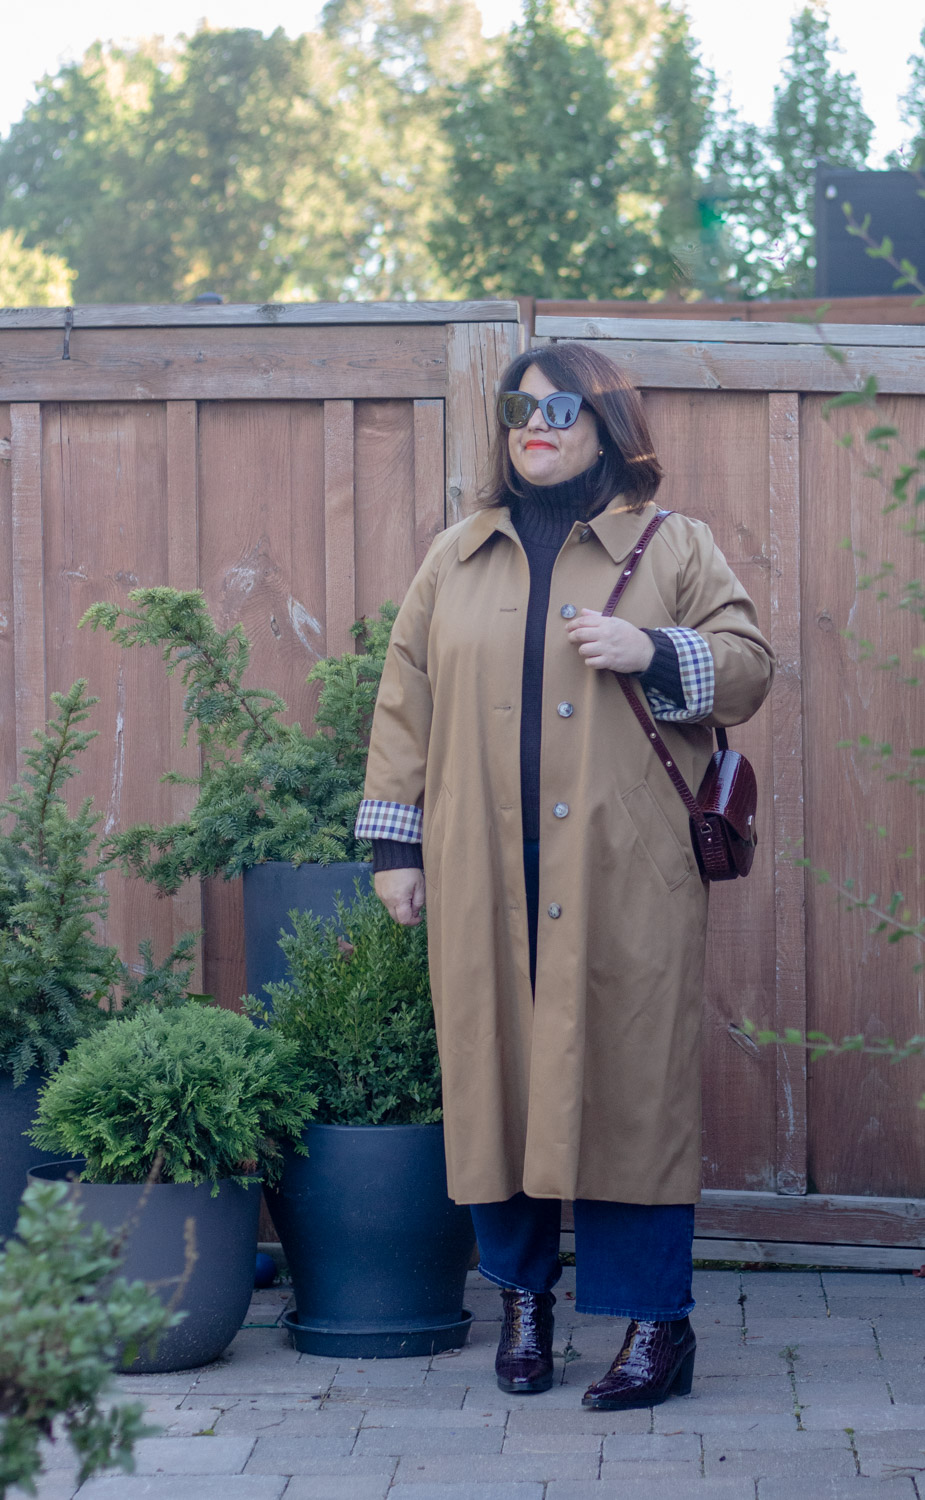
left=643, top=627, right=714, bottom=723
left=355, top=800, right=423, bottom=843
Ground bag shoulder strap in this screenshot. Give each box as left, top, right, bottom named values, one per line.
left=600, top=507, right=715, bottom=831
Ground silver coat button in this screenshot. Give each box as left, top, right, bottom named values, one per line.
left=560, top=603, right=577, bottom=619
left=579, top=528, right=592, bottom=542
left=553, top=802, right=569, bottom=819
left=548, top=903, right=562, bottom=919
left=557, top=701, right=574, bottom=718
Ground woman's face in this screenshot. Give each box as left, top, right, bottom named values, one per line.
left=507, top=364, right=601, bottom=488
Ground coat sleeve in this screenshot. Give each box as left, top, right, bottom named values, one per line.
left=357, top=535, right=448, bottom=837
left=669, top=519, right=775, bottom=728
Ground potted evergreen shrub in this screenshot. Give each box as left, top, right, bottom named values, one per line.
left=81, top=589, right=394, bottom=996
left=0, top=682, right=200, bottom=1241
left=28, top=1004, right=315, bottom=1372
left=253, top=886, right=475, bottom=1359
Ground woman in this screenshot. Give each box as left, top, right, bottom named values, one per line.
left=355, top=343, right=773, bottom=1410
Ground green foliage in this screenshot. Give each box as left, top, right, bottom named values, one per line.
left=710, top=6, right=873, bottom=298
left=0, top=1178, right=175, bottom=1496
left=120, top=933, right=202, bottom=1018
left=254, top=887, right=441, bottom=1125
left=0, top=680, right=205, bottom=1080
left=0, top=683, right=119, bottom=1082
left=81, top=591, right=397, bottom=889
left=742, top=1022, right=925, bottom=1110
left=431, top=0, right=718, bottom=299
left=0, top=228, right=74, bottom=306
left=0, top=9, right=480, bottom=304
left=432, top=0, right=647, bottom=298
left=744, top=234, right=925, bottom=1107
left=890, top=25, right=925, bottom=171
left=31, top=1006, right=315, bottom=1189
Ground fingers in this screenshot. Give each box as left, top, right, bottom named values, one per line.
left=374, top=869, right=426, bottom=926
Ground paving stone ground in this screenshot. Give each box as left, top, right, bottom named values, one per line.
left=15, top=1267, right=925, bottom=1499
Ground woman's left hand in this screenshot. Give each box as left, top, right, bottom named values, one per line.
left=565, top=610, right=656, bottom=673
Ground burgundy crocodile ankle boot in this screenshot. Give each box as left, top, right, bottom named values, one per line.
left=495, top=1289, right=556, bottom=1395
left=581, top=1317, right=696, bottom=1410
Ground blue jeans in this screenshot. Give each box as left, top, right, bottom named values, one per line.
left=470, top=1194, right=695, bottom=1320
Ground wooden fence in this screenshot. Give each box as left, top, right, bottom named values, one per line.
left=0, top=302, right=522, bottom=1006
left=534, top=315, right=925, bottom=1265
left=515, top=294, right=925, bottom=338
left=2, top=302, right=925, bottom=1262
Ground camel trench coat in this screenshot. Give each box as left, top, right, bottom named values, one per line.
left=363, top=500, right=774, bottom=1206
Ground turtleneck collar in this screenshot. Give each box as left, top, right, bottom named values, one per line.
left=508, top=457, right=605, bottom=549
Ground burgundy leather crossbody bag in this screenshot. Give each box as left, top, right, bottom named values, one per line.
left=601, top=509, right=758, bottom=882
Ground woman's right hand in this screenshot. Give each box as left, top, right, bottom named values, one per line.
left=374, top=868, right=426, bottom=926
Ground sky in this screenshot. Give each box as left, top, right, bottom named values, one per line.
left=1, top=0, right=922, bottom=163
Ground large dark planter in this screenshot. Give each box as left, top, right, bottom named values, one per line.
left=28, top=1160, right=261, bottom=1373
left=242, top=860, right=372, bottom=1000
left=265, top=1122, right=475, bottom=1358
left=0, top=1072, right=69, bottom=1243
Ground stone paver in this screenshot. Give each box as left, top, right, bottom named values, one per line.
left=388, top=1487, right=544, bottom=1500
left=393, top=1454, right=601, bottom=1482
left=283, top=1479, right=393, bottom=1500
left=77, top=1480, right=288, bottom=1499
left=854, top=1428, right=925, bottom=1479
left=129, top=1435, right=256, bottom=1474
left=25, top=1268, right=925, bottom=1498
left=758, top=1479, right=918, bottom=1499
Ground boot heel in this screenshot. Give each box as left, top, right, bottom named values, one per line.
left=671, top=1348, right=695, bottom=1396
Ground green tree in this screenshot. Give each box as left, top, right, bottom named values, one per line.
left=0, top=29, right=323, bottom=302
left=279, top=0, right=483, bottom=299
left=890, top=25, right=925, bottom=169
left=0, top=9, right=480, bottom=304
left=636, top=3, right=720, bottom=295
left=431, top=0, right=650, bottom=298
left=712, top=5, right=873, bottom=298
left=0, top=40, right=166, bottom=301
left=431, top=0, right=720, bottom=300
left=0, top=229, right=74, bottom=305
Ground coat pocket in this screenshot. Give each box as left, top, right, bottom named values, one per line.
left=621, top=780, right=693, bottom=892
left=422, top=782, right=451, bottom=886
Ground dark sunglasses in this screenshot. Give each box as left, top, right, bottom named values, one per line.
left=497, top=390, right=584, bottom=429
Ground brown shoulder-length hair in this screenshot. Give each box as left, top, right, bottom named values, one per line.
left=481, top=342, right=662, bottom=513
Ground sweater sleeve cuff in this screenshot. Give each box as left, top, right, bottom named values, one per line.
left=638, top=629, right=684, bottom=704
left=640, top=627, right=715, bottom=722
left=372, top=839, right=425, bottom=874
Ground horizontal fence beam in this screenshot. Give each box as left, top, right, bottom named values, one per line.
left=535, top=315, right=925, bottom=346
left=562, top=1190, right=925, bottom=1249
left=0, top=301, right=522, bottom=330
left=0, top=325, right=447, bottom=402
left=532, top=334, right=925, bottom=393
left=689, top=1239, right=923, bottom=1271
left=533, top=296, right=925, bottom=329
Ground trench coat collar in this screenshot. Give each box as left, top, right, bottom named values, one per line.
left=456, top=498, right=661, bottom=565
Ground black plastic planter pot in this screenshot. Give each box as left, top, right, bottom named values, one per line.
left=0, top=1072, right=69, bottom=1243
left=242, top=860, right=373, bottom=1001
left=265, top=1122, right=475, bottom=1358
left=28, top=1161, right=261, bottom=1372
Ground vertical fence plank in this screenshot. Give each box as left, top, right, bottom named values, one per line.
left=166, top=401, right=203, bottom=992
left=0, top=407, right=16, bottom=796
left=10, top=404, right=45, bottom=766
left=768, top=392, right=808, bottom=1195
left=324, top=401, right=356, bottom=656
left=445, top=323, right=521, bottom=521
left=413, top=400, right=445, bottom=567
